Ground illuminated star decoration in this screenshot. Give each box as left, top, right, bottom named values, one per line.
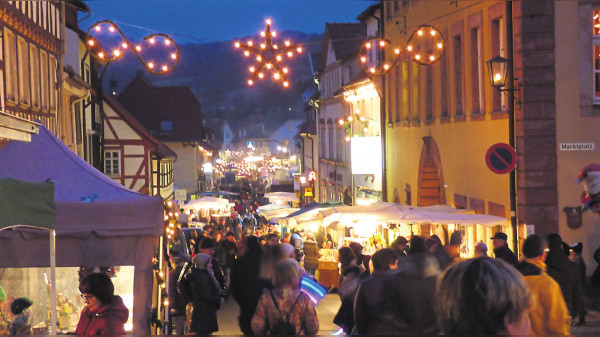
left=85, top=20, right=179, bottom=75
left=234, top=19, right=303, bottom=88
left=360, top=25, right=444, bottom=76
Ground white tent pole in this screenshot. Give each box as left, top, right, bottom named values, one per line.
left=49, top=229, right=57, bottom=335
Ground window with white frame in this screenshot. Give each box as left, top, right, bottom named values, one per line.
left=17, top=36, right=30, bottom=105
left=594, top=10, right=600, bottom=103
left=104, top=150, right=120, bottom=175
left=4, top=29, right=17, bottom=103
left=40, top=50, right=49, bottom=110
left=30, top=45, right=40, bottom=108
left=49, top=55, right=57, bottom=111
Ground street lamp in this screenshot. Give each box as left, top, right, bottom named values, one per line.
left=486, top=55, right=522, bottom=104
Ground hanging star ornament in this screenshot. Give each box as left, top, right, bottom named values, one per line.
left=234, top=19, right=303, bottom=88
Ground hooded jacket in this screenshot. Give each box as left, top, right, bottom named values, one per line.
left=74, top=295, right=128, bottom=335
left=515, top=258, right=571, bottom=335
left=545, top=244, right=584, bottom=318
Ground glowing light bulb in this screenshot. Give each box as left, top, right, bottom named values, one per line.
left=366, top=42, right=371, bottom=49
left=244, top=51, right=250, bottom=56
left=379, top=41, right=385, bottom=47
left=94, top=26, right=101, bottom=32
left=429, top=55, right=435, bottom=61
left=162, top=65, right=168, bottom=72
left=437, top=43, right=443, bottom=49
left=121, top=43, right=127, bottom=49
left=266, top=19, right=272, bottom=25
left=283, top=81, right=289, bottom=87
left=274, top=73, right=280, bottom=79
left=415, top=54, right=421, bottom=60
left=248, top=41, right=253, bottom=46
left=171, top=53, right=177, bottom=60
left=260, top=43, right=266, bottom=49
left=370, top=67, right=376, bottom=73
left=256, top=56, right=262, bottom=61
left=285, top=41, right=290, bottom=46
left=272, top=31, right=277, bottom=37
left=148, top=62, right=154, bottom=68
left=248, top=79, right=254, bottom=85
left=135, top=45, right=142, bottom=51
left=273, top=44, right=278, bottom=49
left=361, top=56, right=366, bottom=63
left=348, top=116, right=353, bottom=122
left=287, top=51, right=293, bottom=57
left=235, top=42, right=240, bottom=48
left=282, top=68, right=288, bottom=73
left=407, top=45, right=413, bottom=51
left=109, top=25, right=115, bottom=32
left=261, top=31, right=266, bottom=37
left=494, top=73, right=502, bottom=82
left=431, top=30, right=436, bottom=36
left=383, top=64, right=390, bottom=70
left=360, top=116, right=365, bottom=121
left=88, top=40, right=94, bottom=46
left=297, top=47, right=302, bottom=53
left=276, top=55, right=282, bottom=61
left=149, top=38, right=155, bottom=44
left=98, top=52, right=104, bottom=59
left=345, top=136, right=350, bottom=142
left=113, top=50, right=121, bottom=57
left=339, top=120, right=344, bottom=125
left=258, top=73, right=264, bottom=79
left=418, top=30, right=423, bottom=36
left=395, top=48, right=400, bottom=54
left=249, top=66, right=255, bottom=72
left=266, top=63, right=272, bottom=69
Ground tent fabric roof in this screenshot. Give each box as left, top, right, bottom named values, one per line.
left=0, top=178, right=55, bottom=230
left=0, top=124, right=163, bottom=237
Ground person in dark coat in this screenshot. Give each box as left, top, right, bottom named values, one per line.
left=169, top=251, right=190, bottom=335
left=178, top=253, right=222, bottom=335
left=571, top=241, right=587, bottom=325
left=199, top=237, right=227, bottom=300
left=215, top=232, right=237, bottom=299
left=545, top=233, right=584, bottom=325
left=75, top=273, right=129, bottom=335
left=491, top=232, right=517, bottom=265
left=381, top=236, right=441, bottom=334
left=231, top=236, right=266, bottom=335
left=302, top=232, right=321, bottom=277
left=354, top=248, right=399, bottom=335
left=391, top=236, right=408, bottom=257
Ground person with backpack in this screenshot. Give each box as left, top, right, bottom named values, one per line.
left=251, top=259, right=319, bottom=335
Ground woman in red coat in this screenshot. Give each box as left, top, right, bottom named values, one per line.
left=74, top=273, right=129, bottom=335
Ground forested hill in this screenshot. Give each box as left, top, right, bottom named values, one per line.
left=106, top=31, right=323, bottom=131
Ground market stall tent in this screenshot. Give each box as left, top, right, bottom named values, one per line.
left=0, top=125, right=163, bottom=334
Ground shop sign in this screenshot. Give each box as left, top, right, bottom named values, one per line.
left=304, top=187, right=313, bottom=197
left=174, top=189, right=187, bottom=201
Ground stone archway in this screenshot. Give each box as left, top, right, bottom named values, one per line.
left=418, top=136, right=446, bottom=206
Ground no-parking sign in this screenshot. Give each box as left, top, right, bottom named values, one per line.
left=485, top=143, right=517, bottom=174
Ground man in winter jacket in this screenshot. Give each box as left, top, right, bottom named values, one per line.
left=354, top=248, right=399, bottom=335
left=491, top=232, right=517, bottom=265
left=215, top=232, right=237, bottom=299
left=545, top=233, right=584, bottom=323
left=515, top=234, right=571, bottom=335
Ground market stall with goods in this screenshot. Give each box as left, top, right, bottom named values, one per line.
left=0, top=125, right=163, bottom=334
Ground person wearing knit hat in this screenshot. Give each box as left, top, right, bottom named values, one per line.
left=177, top=253, right=222, bottom=334
left=9, top=297, right=33, bottom=335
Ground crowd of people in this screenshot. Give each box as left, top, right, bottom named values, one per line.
left=164, top=193, right=590, bottom=336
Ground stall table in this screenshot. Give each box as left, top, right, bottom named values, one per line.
left=316, top=260, right=340, bottom=288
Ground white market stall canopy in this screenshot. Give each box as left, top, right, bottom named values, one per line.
left=182, top=196, right=230, bottom=210
left=260, top=207, right=301, bottom=221
left=257, top=203, right=290, bottom=212
left=321, top=202, right=509, bottom=228
left=264, top=191, right=299, bottom=203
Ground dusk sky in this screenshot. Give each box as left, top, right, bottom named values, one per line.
left=80, top=0, right=374, bottom=44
